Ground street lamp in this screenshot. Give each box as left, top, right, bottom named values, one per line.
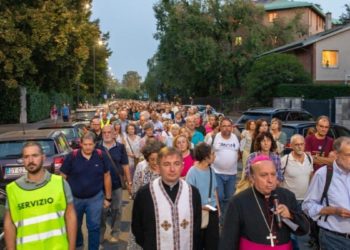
left=93, top=39, right=103, bottom=104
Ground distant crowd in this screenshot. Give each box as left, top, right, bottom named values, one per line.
left=5, top=98, right=350, bottom=250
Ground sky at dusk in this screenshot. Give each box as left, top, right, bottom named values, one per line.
left=92, top=0, right=349, bottom=81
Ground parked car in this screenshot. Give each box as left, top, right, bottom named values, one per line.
left=72, top=108, right=97, bottom=123
left=235, top=107, right=314, bottom=130
left=0, top=188, right=5, bottom=249
left=282, top=121, right=350, bottom=153
left=38, top=122, right=84, bottom=149
left=183, top=104, right=224, bottom=117
left=0, top=129, right=72, bottom=188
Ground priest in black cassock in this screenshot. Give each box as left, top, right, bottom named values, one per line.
left=219, top=155, right=309, bottom=250
left=132, top=147, right=202, bottom=250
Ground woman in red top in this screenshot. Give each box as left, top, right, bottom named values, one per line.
left=173, top=134, right=195, bottom=177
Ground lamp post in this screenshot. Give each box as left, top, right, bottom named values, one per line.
left=93, top=39, right=103, bottom=104
left=93, top=45, right=96, bottom=104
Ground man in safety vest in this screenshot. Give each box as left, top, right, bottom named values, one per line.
left=4, top=141, right=77, bottom=250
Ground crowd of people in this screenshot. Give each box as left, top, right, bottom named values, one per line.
left=3, top=99, right=350, bottom=250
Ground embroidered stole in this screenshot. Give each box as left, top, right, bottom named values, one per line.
left=150, top=177, right=193, bottom=250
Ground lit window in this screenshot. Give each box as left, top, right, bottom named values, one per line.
left=235, top=36, right=242, bottom=46
left=322, top=50, right=338, bottom=68
left=268, top=12, right=278, bottom=23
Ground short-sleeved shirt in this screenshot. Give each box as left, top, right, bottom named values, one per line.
left=97, top=142, right=129, bottom=190
left=211, top=133, right=240, bottom=175
left=60, top=149, right=110, bottom=198
left=305, top=134, right=333, bottom=171
left=180, top=153, right=195, bottom=177
left=280, top=153, right=313, bottom=200
left=6, top=170, right=73, bottom=209
left=191, top=130, right=204, bottom=146
left=186, top=166, right=217, bottom=208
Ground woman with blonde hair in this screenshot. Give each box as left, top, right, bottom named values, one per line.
left=239, top=120, right=256, bottom=180
left=270, top=118, right=287, bottom=155
left=173, top=134, right=195, bottom=177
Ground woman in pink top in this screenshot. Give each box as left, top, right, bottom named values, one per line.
left=205, top=114, right=217, bottom=134
left=173, top=134, right=195, bottom=177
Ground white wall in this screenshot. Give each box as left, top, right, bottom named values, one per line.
left=315, top=29, right=350, bottom=82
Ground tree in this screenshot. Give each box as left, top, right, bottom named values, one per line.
left=339, top=3, right=350, bottom=24
left=122, top=71, right=142, bottom=90
left=147, top=0, right=306, bottom=99
left=244, top=54, right=312, bottom=105
left=0, top=0, right=111, bottom=101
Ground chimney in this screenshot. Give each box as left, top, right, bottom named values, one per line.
left=325, top=12, right=332, bottom=30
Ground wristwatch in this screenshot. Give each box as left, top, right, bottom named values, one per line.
left=105, top=198, right=112, bottom=202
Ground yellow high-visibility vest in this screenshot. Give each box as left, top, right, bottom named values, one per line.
left=100, top=118, right=110, bottom=128
left=7, top=174, right=68, bottom=250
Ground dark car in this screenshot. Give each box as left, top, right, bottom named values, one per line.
left=72, top=108, right=97, bottom=123
left=38, top=122, right=84, bottom=149
left=0, top=129, right=72, bottom=188
left=0, top=188, right=5, bottom=248
left=235, top=107, right=314, bottom=130
left=282, top=121, right=350, bottom=153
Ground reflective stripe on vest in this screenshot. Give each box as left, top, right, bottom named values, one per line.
left=100, top=119, right=110, bottom=128
left=6, top=174, right=68, bottom=249
left=14, top=210, right=65, bottom=227
left=16, top=226, right=66, bottom=245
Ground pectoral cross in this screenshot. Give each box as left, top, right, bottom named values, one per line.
left=266, top=232, right=276, bottom=247
left=180, top=219, right=189, bottom=229
left=161, top=220, right=172, bottom=231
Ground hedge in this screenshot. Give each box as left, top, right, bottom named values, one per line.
left=0, top=85, right=21, bottom=124
left=27, top=89, right=51, bottom=123
left=275, top=84, right=350, bottom=99
left=27, top=89, right=73, bottom=123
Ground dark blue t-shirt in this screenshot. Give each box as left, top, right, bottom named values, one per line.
left=97, top=142, right=129, bottom=190
left=60, top=149, right=110, bottom=198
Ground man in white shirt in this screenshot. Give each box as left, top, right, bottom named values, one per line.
left=281, top=134, right=313, bottom=201
left=208, top=118, right=240, bottom=219
left=280, top=134, right=313, bottom=250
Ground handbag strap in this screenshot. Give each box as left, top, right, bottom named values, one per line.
left=104, top=148, right=123, bottom=177
left=126, top=136, right=135, bottom=155
left=208, top=167, right=212, bottom=202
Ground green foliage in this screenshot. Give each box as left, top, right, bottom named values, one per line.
left=145, top=0, right=306, bottom=99
left=27, top=88, right=50, bottom=123
left=276, top=84, right=350, bottom=99
left=122, top=71, right=142, bottom=90
left=115, top=87, right=140, bottom=100
left=50, top=92, right=74, bottom=109
left=0, top=85, right=20, bottom=124
left=0, top=1, right=111, bottom=105
left=339, top=4, right=350, bottom=24
left=244, top=54, right=312, bottom=105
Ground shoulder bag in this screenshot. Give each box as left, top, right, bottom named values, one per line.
left=104, top=149, right=127, bottom=189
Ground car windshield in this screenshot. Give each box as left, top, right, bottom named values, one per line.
left=0, top=140, right=56, bottom=158
left=281, top=127, right=297, bottom=142
left=75, top=111, right=96, bottom=120
left=237, top=114, right=271, bottom=124
left=59, top=128, right=76, bottom=140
